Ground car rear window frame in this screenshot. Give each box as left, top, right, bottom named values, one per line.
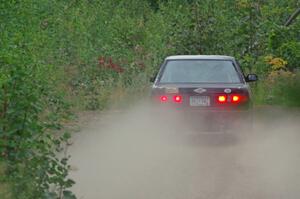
left=157, top=59, right=245, bottom=84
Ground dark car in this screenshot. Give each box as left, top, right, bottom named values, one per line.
left=151, top=55, right=258, bottom=132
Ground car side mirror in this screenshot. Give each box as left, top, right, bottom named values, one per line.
left=246, top=74, right=258, bottom=82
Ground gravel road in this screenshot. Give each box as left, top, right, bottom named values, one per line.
left=69, top=104, right=300, bottom=199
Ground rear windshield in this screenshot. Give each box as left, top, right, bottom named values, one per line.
left=159, top=60, right=241, bottom=83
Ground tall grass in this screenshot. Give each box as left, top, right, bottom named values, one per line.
left=254, top=72, right=300, bottom=107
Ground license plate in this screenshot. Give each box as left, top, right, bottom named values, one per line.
left=190, top=96, right=210, bottom=106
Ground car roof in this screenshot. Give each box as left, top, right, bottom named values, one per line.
left=165, top=55, right=235, bottom=61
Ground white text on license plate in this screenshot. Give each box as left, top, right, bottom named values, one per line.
left=190, top=96, right=210, bottom=106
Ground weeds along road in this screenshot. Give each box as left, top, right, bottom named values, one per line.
left=69, top=104, right=300, bottom=199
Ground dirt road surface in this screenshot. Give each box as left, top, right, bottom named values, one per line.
left=69, top=104, right=300, bottom=199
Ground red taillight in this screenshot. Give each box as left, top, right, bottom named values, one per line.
left=159, top=95, right=182, bottom=103
left=173, top=95, right=182, bottom=103
left=232, top=95, right=241, bottom=103
left=160, top=96, right=168, bottom=102
left=217, top=95, right=227, bottom=103
left=217, top=94, right=246, bottom=104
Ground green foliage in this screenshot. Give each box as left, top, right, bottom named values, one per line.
left=1, top=0, right=299, bottom=198
left=0, top=1, right=75, bottom=198
left=254, top=72, right=300, bottom=107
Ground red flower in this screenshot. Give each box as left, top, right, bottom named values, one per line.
left=98, top=56, right=125, bottom=73
left=98, top=56, right=105, bottom=65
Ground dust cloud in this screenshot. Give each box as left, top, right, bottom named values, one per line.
left=69, top=102, right=300, bottom=199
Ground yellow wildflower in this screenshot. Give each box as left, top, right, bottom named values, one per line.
left=264, top=55, right=288, bottom=71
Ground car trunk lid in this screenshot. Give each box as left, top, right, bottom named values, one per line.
left=153, top=83, right=250, bottom=109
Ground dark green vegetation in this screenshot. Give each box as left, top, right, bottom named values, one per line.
left=0, top=0, right=299, bottom=198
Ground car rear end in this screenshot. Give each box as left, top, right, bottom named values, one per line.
left=151, top=56, right=254, bottom=132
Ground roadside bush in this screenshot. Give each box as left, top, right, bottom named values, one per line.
left=0, top=1, right=76, bottom=198
left=254, top=71, right=300, bottom=107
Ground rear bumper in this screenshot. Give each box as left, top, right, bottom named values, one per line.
left=180, top=108, right=251, bottom=121
left=152, top=106, right=252, bottom=131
